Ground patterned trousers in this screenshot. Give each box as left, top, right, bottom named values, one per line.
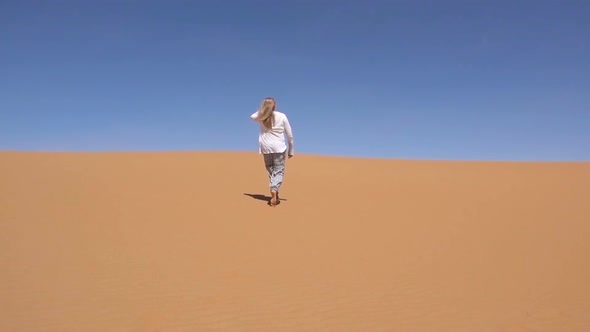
left=263, top=151, right=286, bottom=193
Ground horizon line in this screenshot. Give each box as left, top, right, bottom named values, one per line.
left=1, top=149, right=588, bottom=164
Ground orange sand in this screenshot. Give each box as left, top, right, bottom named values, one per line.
left=1, top=151, right=589, bottom=331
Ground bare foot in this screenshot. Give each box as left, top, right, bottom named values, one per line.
left=269, top=191, right=278, bottom=206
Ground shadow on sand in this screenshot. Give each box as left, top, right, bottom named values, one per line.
left=243, top=193, right=287, bottom=205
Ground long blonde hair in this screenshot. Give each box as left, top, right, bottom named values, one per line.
left=257, top=97, right=276, bottom=129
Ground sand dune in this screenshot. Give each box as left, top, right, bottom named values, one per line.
left=1, top=151, right=589, bottom=331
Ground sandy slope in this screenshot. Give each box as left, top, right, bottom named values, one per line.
left=1, top=151, right=589, bottom=331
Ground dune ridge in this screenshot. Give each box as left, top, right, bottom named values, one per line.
left=1, top=151, right=589, bottom=331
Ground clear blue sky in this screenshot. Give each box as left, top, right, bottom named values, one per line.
left=1, top=0, right=589, bottom=161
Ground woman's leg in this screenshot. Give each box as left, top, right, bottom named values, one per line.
left=270, top=152, right=286, bottom=194
left=263, top=153, right=275, bottom=205
left=263, top=153, right=273, bottom=179
left=263, top=152, right=286, bottom=206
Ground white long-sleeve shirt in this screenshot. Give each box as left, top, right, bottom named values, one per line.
left=250, top=110, right=294, bottom=155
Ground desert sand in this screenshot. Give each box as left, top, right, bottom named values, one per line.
left=1, top=151, right=589, bottom=331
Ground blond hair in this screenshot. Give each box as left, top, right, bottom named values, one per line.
left=257, top=97, right=276, bottom=129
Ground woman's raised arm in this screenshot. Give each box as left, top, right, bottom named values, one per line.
left=250, top=111, right=260, bottom=122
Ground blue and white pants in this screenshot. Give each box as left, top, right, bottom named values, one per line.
left=263, top=151, right=286, bottom=193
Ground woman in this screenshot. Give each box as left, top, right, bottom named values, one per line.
left=250, top=97, right=294, bottom=206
